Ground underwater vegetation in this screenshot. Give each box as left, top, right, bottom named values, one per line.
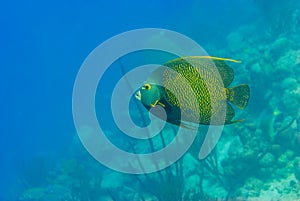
left=16, top=3, right=300, bottom=201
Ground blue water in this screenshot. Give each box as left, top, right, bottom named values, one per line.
left=1, top=0, right=300, bottom=200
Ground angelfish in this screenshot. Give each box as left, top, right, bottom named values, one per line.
left=135, top=56, right=250, bottom=126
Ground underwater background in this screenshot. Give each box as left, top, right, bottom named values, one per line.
left=1, top=0, right=300, bottom=200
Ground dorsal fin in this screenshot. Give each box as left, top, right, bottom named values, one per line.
left=177, top=56, right=238, bottom=87
left=196, top=56, right=241, bottom=63
left=213, top=60, right=235, bottom=87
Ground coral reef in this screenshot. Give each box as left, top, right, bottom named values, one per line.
left=254, top=0, right=300, bottom=35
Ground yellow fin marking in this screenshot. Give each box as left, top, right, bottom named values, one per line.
left=157, top=101, right=165, bottom=108
left=179, top=56, right=241, bottom=63
left=196, top=56, right=241, bottom=63
left=151, top=100, right=165, bottom=108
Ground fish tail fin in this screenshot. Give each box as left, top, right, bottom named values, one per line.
left=227, top=84, right=250, bottom=109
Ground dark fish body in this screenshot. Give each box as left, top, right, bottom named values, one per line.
left=137, top=56, right=250, bottom=126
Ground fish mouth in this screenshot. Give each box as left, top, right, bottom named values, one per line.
left=135, top=90, right=141, bottom=100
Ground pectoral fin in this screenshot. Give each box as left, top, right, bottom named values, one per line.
left=226, top=84, right=250, bottom=109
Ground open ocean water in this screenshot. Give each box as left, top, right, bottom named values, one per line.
left=1, top=0, right=300, bottom=200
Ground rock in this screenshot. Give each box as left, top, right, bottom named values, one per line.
left=269, top=144, right=284, bottom=157
left=250, top=62, right=262, bottom=73
left=269, top=37, right=292, bottom=59
left=277, top=50, right=300, bottom=72
left=259, top=153, right=276, bottom=167
left=257, top=174, right=299, bottom=200
left=282, top=93, right=300, bottom=116
left=293, top=157, right=300, bottom=182
left=281, top=78, right=298, bottom=90
left=259, top=167, right=274, bottom=180
left=292, top=132, right=300, bottom=152
left=285, top=150, right=295, bottom=160
left=243, top=149, right=258, bottom=163
left=277, top=153, right=289, bottom=168
left=227, top=137, right=244, bottom=157
left=242, top=177, right=263, bottom=197
left=19, top=188, right=46, bottom=201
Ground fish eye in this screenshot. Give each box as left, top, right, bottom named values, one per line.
left=142, top=83, right=151, bottom=90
